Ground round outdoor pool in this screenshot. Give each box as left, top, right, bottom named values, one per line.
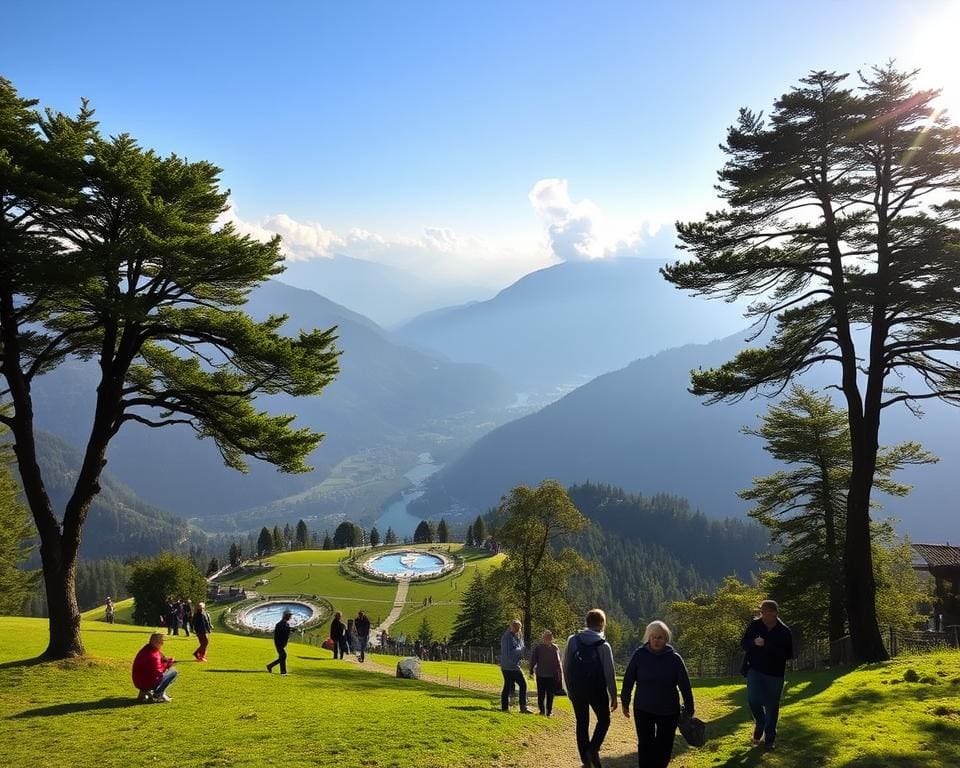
left=364, top=551, right=450, bottom=578
left=238, top=601, right=314, bottom=631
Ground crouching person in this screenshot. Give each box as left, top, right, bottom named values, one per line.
left=132, top=632, right=177, bottom=703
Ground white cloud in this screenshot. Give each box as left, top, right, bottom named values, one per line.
left=217, top=204, right=547, bottom=288
left=528, top=178, right=669, bottom=262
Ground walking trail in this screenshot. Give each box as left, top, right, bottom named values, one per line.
left=371, top=577, right=410, bottom=638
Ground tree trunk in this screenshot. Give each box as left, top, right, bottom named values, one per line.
left=39, top=541, right=84, bottom=658
left=844, top=434, right=889, bottom=663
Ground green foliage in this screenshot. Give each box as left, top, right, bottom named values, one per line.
left=450, top=571, right=507, bottom=647
left=0, top=445, right=37, bottom=614
left=228, top=542, right=242, bottom=568
left=669, top=575, right=767, bottom=676
left=127, top=553, right=207, bottom=626
left=369, top=526, right=380, bottom=547
left=465, top=522, right=474, bottom=547
left=413, top=520, right=433, bottom=544
left=333, top=521, right=363, bottom=549
left=295, top=520, right=310, bottom=550
left=322, top=533, right=333, bottom=550
left=489, top=480, right=589, bottom=645
left=472, top=515, right=486, bottom=544
left=742, top=386, right=934, bottom=646
left=257, top=527, right=272, bottom=556
left=417, top=615, right=434, bottom=644
left=384, top=527, right=397, bottom=545
left=206, top=558, right=220, bottom=576
left=0, top=77, right=342, bottom=657
left=437, top=518, right=449, bottom=544
left=272, top=526, right=283, bottom=552
left=663, top=65, right=960, bottom=662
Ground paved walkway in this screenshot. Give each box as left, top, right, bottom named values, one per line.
left=371, top=578, right=410, bottom=638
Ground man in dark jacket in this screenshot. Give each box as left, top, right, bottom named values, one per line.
left=267, top=610, right=293, bottom=675
left=740, top=600, right=793, bottom=750
left=330, top=611, right=347, bottom=659
left=355, top=610, right=371, bottom=662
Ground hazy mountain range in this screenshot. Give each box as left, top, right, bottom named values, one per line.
left=411, top=329, right=959, bottom=541
left=397, top=257, right=747, bottom=392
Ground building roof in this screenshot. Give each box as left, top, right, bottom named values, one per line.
left=912, top=543, right=960, bottom=569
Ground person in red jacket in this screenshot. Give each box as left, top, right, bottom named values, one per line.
left=132, top=633, right=178, bottom=703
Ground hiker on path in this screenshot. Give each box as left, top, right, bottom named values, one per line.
left=192, top=602, right=213, bottom=662
left=266, top=610, right=293, bottom=675
left=529, top=629, right=564, bottom=716
left=356, top=610, right=371, bottom=662
left=181, top=598, right=192, bottom=637
left=621, top=620, right=694, bottom=768
left=104, top=597, right=115, bottom=624
left=132, top=632, right=177, bottom=703
left=500, top=619, right=532, bottom=713
left=564, top=608, right=618, bottom=768
left=740, top=599, right=793, bottom=751
left=330, top=611, right=347, bottom=659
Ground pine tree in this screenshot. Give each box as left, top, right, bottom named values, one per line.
left=228, top=542, right=242, bottom=568
left=0, top=78, right=340, bottom=658
left=413, top=520, right=433, bottom=544
left=436, top=519, right=449, bottom=543
left=272, top=526, right=283, bottom=552
left=369, top=526, right=380, bottom=547
left=385, top=527, right=397, bottom=545
left=473, top=515, right=486, bottom=545
left=465, top=522, right=474, bottom=547
left=257, top=527, right=273, bottom=556
left=0, top=441, right=36, bottom=615
left=450, top=571, right=507, bottom=647
left=206, top=558, right=220, bottom=576
left=322, top=533, right=333, bottom=550
left=663, top=66, right=960, bottom=661
left=295, top=520, right=309, bottom=550
left=417, top=616, right=434, bottom=644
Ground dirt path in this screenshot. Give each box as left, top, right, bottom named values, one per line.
left=371, top=577, right=410, bottom=637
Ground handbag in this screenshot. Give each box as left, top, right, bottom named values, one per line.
left=678, top=710, right=706, bottom=747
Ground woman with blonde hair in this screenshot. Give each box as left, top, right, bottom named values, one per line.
left=620, top=620, right=694, bottom=767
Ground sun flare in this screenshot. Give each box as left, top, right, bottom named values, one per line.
left=906, top=4, right=960, bottom=119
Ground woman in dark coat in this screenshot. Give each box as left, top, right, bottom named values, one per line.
left=330, top=611, right=347, bottom=659
left=621, top=620, right=694, bottom=768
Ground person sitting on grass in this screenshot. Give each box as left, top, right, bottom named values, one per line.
left=132, top=632, right=177, bottom=703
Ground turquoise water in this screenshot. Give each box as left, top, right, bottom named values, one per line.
left=242, top=602, right=314, bottom=630
left=367, top=552, right=445, bottom=577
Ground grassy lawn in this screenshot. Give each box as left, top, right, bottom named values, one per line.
left=0, top=617, right=555, bottom=768
left=5, top=615, right=960, bottom=767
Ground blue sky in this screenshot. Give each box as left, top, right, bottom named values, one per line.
left=4, top=1, right=958, bottom=287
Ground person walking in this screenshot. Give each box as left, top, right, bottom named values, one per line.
left=104, top=597, right=115, bottom=624
left=355, top=610, right=371, bottom=662
left=132, top=633, right=177, bottom=703
left=165, top=598, right=179, bottom=636
left=266, top=610, right=293, bottom=675
left=330, top=611, right=347, bottom=659
left=741, top=599, right=793, bottom=750
left=564, top=608, right=618, bottom=768
left=621, top=620, right=694, bottom=768
left=500, top=619, right=532, bottom=713
left=529, top=629, right=564, bottom=716
left=192, top=602, right=212, bottom=661
left=181, top=598, right=192, bottom=637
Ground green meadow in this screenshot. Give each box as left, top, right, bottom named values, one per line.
left=3, top=615, right=959, bottom=768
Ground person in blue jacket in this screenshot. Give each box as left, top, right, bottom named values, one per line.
left=499, top=619, right=532, bottom=713
left=621, top=620, right=694, bottom=768
left=740, top=599, right=793, bottom=750
left=266, top=610, right=293, bottom=675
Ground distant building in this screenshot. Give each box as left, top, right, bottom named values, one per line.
left=912, top=543, right=960, bottom=634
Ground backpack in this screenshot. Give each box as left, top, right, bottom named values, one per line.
left=567, top=635, right=607, bottom=695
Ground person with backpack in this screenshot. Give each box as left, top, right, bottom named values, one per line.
left=564, top=608, right=618, bottom=768
left=499, top=619, right=532, bottom=713
left=621, top=620, right=694, bottom=768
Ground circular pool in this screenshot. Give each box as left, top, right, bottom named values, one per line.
left=362, top=550, right=452, bottom=579
left=237, top=601, right=315, bottom=631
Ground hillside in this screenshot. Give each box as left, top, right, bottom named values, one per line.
left=28, top=279, right=513, bottom=528
left=413, top=330, right=960, bottom=540
left=397, top=257, right=746, bottom=392
left=2, top=615, right=958, bottom=768
left=33, top=431, right=200, bottom=559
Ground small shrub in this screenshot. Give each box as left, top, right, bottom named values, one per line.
left=903, top=668, right=920, bottom=683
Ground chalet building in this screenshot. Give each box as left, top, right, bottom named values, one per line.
left=912, top=543, right=960, bottom=633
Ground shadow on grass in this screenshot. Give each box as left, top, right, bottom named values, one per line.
left=10, top=697, right=135, bottom=718
left=0, top=656, right=46, bottom=671
left=203, top=669, right=265, bottom=674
